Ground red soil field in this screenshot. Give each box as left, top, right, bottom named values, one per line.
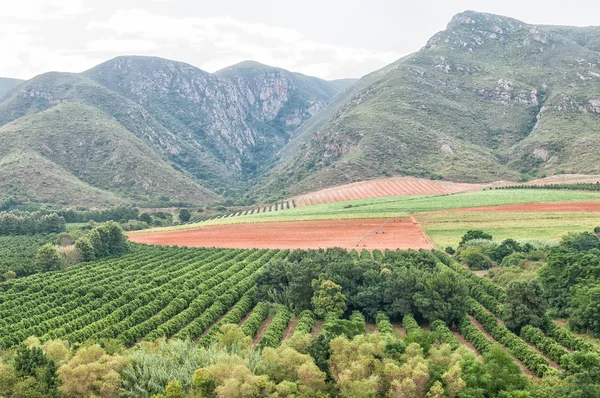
left=293, top=178, right=481, bottom=207
left=129, top=218, right=433, bottom=251
left=446, top=201, right=600, bottom=213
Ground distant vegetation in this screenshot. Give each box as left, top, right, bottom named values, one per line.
left=498, top=182, right=600, bottom=191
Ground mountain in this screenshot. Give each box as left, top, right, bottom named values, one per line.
left=259, top=11, right=600, bottom=198
left=0, top=56, right=352, bottom=205
left=0, top=78, right=23, bottom=98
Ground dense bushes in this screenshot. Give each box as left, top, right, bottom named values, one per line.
left=375, top=312, right=393, bottom=335
left=431, top=319, right=460, bottom=349
left=294, top=310, right=315, bottom=335
left=241, top=302, right=270, bottom=338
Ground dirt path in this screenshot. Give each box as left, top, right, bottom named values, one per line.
left=366, top=323, right=377, bottom=334
left=392, top=324, right=405, bottom=337
left=282, top=318, right=299, bottom=340
left=129, top=218, right=432, bottom=251
left=452, top=327, right=482, bottom=359
left=253, top=317, right=273, bottom=345
left=410, top=214, right=437, bottom=250
left=467, top=315, right=534, bottom=377
left=238, top=309, right=254, bottom=327
left=312, top=321, right=324, bottom=336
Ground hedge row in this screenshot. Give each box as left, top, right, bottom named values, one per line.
left=293, top=310, right=315, bottom=335
left=375, top=312, right=393, bottom=335
left=542, top=317, right=596, bottom=353
left=468, top=299, right=554, bottom=377
left=434, top=250, right=506, bottom=301
left=520, top=325, right=569, bottom=366
left=241, top=302, right=270, bottom=338
left=431, top=320, right=460, bottom=350
left=197, top=289, right=257, bottom=347
left=458, top=316, right=494, bottom=354
left=258, top=306, right=292, bottom=348
left=402, top=314, right=420, bottom=334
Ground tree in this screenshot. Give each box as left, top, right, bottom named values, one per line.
left=459, top=247, right=494, bottom=270
left=483, top=346, right=528, bottom=395
left=460, top=230, right=493, bottom=245
left=568, top=284, right=600, bottom=337
left=57, top=345, right=127, bottom=398
left=503, top=279, right=548, bottom=332
left=311, top=278, right=347, bottom=319
left=75, top=237, right=95, bottom=262
left=413, top=271, right=469, bottom=325
left=35, top=244, right=62, bottom=272
left=139, top=212, right=153, bottom=224
left=178, top=208, right=191, bottom=223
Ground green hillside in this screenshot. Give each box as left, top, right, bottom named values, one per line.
left=0, top=78, right=23, bottom=99
left=259, top=11, right=600, bottom=199
left=0, top=103, right=219, bottom=206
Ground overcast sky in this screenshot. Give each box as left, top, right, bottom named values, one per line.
left=2, top=0, right=600, bottom=81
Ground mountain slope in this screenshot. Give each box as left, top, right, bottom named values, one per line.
left=83, top=56, right=350, bottom=194
left=0, top=78, right=23, bottom=99
left=0, top=102, right=219, bottom=205
left=259, top=11, right=600, bottom=198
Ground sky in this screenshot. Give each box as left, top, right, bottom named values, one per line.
left=2, top=0, right=600, bottom=81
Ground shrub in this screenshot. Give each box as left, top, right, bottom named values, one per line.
left=460, top=230, right=493, bottom=245
left=445, top=246, right=456, bottom=255
left=500, top=252, right=527, bottom=267
left=459, top=247, right=494, bottom=270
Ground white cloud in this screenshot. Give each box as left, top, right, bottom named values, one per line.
left=86, top=38, right=160, bottom=53
left=87, top=9, right=400, bottom=79
left=0, top=0, right=91, bottom=20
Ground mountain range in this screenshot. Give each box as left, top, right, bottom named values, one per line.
left=1, top=10, right=600, bottom=206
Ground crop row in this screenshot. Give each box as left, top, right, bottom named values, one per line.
left=241, top=302, right=270, bottom=338
left=401, top=314, right=420, bottom=334
left=520, top=325, right=569, bottom=366
left=294, top=310, right=315, bottom=336
left=468, top=299, right=554, bottom=377
left=431, top=320, right=460, bottom=350
left=258, top=306, right=291, bottom=348
left=375, top=312, right=393, bottom=335
left=541, top=317, right=596, bottom=353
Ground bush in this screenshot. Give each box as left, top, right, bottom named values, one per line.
left=35, top=243, right=63, bottom=272
left=460, top=230, right=493, bottom=245
left=500, top=252, right=527, bottom=267
left=178, top=209, right=191, bottom=223
left=445, top=246, right=456, bottom=255
left=459, top=247, right=494, bottom=270
left=594, top=226, right=600, bottom=234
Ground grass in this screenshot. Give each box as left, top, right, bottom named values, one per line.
left=419, top=211, right=600, bottom=248
left=132, top=189, right=600, bottom=233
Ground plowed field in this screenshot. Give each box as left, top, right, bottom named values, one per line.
left=294, top=178, right=481, bottom=207
left=129, top=218, right=433, bottom=251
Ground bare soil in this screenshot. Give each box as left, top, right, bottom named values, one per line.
left=129, top=218, right=433, bottom=251
left=253, top=317, right=273, bottom=345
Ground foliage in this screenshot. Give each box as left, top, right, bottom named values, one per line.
left=35, top=243, right=63, bottom=273
left=503, top=279, right=548, bottom=332
left=311, top=278, right=347, bottom=319
left=0, top=211, right=65, bottom=236
left=258, top=306, right=291, bottom=348
left=413, top=270, right=469, bottom=326
left=568, top=284, right=600, bottom=337
left=178, top=208, right=191, bottom=223
left=461, top=230, right=493, bottom=245
left=459, top=246, right=495, bottom=270
left=0, top=234, right=57, bottom=278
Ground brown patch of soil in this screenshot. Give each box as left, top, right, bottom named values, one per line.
left=282, top=318, right=299, bottom=340
left=312, top=321, right=324, bottom=336
left=129, top=218, right=433, bottom=251
left=253, top=317, right=273, bottom=345
left=392, top=324, right=405, bottom=337
left=238, top=309, right=254, bottom=327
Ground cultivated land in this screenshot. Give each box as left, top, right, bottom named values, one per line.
left=128, top=218, right=433, bottom=251
left=128, top=188, right=600, bottom=251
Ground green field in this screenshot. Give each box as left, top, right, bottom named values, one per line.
left=136, top=189, right=600, bottom=234
left=419, top=211, right=600, bottom=248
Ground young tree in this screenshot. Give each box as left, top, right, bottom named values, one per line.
left=35, top=244, right=62, bottom=272
left=311, top=278, right=347, bottom=319
left=503, top=279, right=548, bottom=332
left=139, top=212, right=153, bottom=224
left=178, top=208, right=191, bottom=222
left=568, top=284, right=600, bottom=337
left=483, top=346, right=528, bottom=395
left=413, top=271, right=469, bottom=326
left=460, top=230, right=493, bottom=245
left=75, top=237, right=95, bottom=262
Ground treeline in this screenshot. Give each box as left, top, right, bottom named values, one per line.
left=256, top=247, right=469, bottom=326
left=0, top=211, right=65, bottom=236
left=55, top=206, right=140, bottom=223
left=497, top=182, right=600, bottom=191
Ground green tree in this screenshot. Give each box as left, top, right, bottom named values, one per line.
left=35, top=244, right=62, bottom=272
left=413, top=271, right=469, bottom=325
left=503, top=279, right=548, bottom=332
left=139, top=212, right=153, bottom=224
left=483, top=346, right=528, bottom=395
left=460, top=230, right=493, bottom=245
left=178, top=208, right=191, bottom=222
left=311, top=278, right=347, bottom=319
left=568, top=284, right=600, bottom=337
left=75, top=237, right=95, bottom=262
